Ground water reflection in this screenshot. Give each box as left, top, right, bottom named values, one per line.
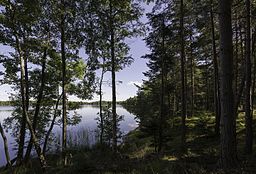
left=0, top=105, right=138, bottom=167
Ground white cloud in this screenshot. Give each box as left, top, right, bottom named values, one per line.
left=128, top=123, right=139, bottom=128
left=127, top=81, right=142, bottom=87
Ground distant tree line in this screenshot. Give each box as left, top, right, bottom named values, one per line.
left=0, top=0, right=143, bottom=170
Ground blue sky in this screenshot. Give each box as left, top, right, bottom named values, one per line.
left=0, top=3, right=153, bottom=102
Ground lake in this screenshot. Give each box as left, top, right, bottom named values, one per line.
left=0, top=105, right=138, bottom=167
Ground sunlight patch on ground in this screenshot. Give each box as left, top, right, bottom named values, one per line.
left=162, top=155, right=178, bottom=161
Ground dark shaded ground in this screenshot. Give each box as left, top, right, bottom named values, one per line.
left=1, top=112, right=256, bottom=174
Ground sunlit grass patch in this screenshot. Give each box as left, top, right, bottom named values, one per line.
left=162, top=155, right=178, bottom=161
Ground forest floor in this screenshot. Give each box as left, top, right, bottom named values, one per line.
left=1, top=112, right=256, bottom=174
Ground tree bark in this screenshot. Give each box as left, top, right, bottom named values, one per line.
left=234, top=10, right=239, bottom=100
left=158, top=17, right=166, bottom=152
left=210, top=0, right=221, bottom=136
left=180, top=0, right=186, bottom=151
left=189, top=35, right=194, bottom=117
left=25, top=47, right=47, bottom=161
left=218, top=0, right=238, bottom=169
left=0, top=122, right=11, bottom=168
left=16, top=55, right=27, bottom=165
left=43, top=93, right=63, bottom=156
left=99, top=59, right=105, bottom=145
left=244, top=0, right=253, bottom=154
left=251, top=30, right=256, bottom=121
left=60, top=7, right=68, bottom=165
left=234, top=25, right=246, bottom=116
left=99, top=58, right=105, bottom=145
left=110, top=0, right=117, bottom=153
left=15, top=38, right=27, bottom=166
left=15, top=33, right=47, bottom=169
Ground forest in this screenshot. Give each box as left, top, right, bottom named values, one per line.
left=0, top=0, right=256, bottom=173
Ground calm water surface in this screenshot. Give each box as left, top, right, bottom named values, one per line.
left=0, top=105, right=138, bottom=167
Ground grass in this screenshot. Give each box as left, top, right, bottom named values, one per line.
left=1, top=111, right=256, bottom=173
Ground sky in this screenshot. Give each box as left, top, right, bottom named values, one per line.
left=0, top=3, right=153, bottom=102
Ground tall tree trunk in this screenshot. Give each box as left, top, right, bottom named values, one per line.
left=189, top=35, right=194, bottom=117
left=234, top=10, right=239, bottom=100
left=172, top=88, right=176, bottom=117
left=245, top=0, right=253, bottom=154
left=43, top=93, right=63, bottom=156
left=210, top=0, right=221, bottom=136
left=0, top=122, right=11, bottom=168
left=99, top=60, right=105, bottom=146
left=16, top=35, right=30, bottom=165
left=15, top=34, right=46, bottom=169
left=218, top=0, right=238, bottom=169
left=205, top=61, right=209, bottom=110
left=61, top=9, right=68, bottom=165
left=180, top=0, right=186, bottom=151
left=16, top=44, right=27, bottom=166
left=109, top=0, right=117, bottom=153
left=25, top=47, right=47, bottom=161
left=251, top=30, right=256, bottom=115
left=234, top=25, right=246, bottom=116
left=158, top=18, right=165, bottom=152
left=24, top=56, right=29, bottom=112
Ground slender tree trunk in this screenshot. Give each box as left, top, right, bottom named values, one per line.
left=99, top=60, right=105, bottom=145
left=25, top=47, right=47, bottom=161
left=0, top=122, right=11, bottom=168
left=24, top=109, right=47, bottom=169
left=189, top=35, right=194, bottom=117
left=251, top=30, right=256, bottom=118
left=210, top=0, right=220, bottom=136
left=15, top=34, right=47, bottom=169
left=185, top=55, right=188, bottom=116
left=205, top=61, right=209, bottom=110
left=218, top=0, right=238, bottom=169
left=43, top=93, right=63, bottom=156
left=158, top=18, right=165, bottom=152
left=234, top=26, right=246, bottom=115
left=245, top=0, right=253, bottom=154
left=180, top=0, right=186, bottom=151
left=16, top=44, right=27, bottom=166
left=167, top=91, right=171, bottom=118
left=234, top=74, right=246, bottom=114
left=16, top=105, right=26, bottom=165
left=234, top=11, right=239, bottom=99
left=61, top=9, right=68, bottom=165
left=17, top=51, right=30, bottom=165
left=172, top=89, right=176, bottom=117
left=24, top=56, right=29, bottom=112
left=109, top=0, right=117, bottom=153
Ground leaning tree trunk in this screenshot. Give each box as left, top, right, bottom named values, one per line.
left=180, top=0, right=186, bottom=151
left=15, top=33, right=47, bottom=169
left=245, top=0, right=253, bottom=154
left=43, top=93, right=63, bottom=156
left=25, top=47, right=47, bottom=161
left=218, top=0, right=238, bottom=169
left=0, top=122, right=11, bottom=168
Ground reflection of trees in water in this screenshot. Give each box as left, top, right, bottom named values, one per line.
left=0, top=106, right=137, bottom=166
